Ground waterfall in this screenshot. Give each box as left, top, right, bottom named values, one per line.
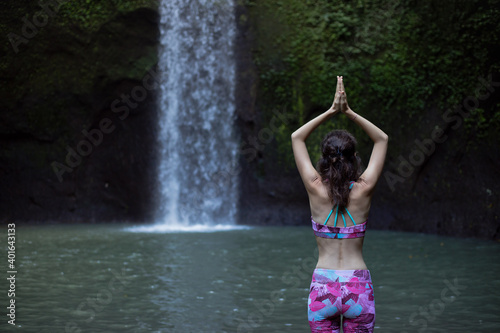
left=154, top=0, right=239, bottom=229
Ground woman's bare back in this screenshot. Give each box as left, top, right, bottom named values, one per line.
left=311, top=181, right=371, bottom=270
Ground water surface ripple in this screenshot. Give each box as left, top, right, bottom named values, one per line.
left=2, top=224, right=499, bottom=332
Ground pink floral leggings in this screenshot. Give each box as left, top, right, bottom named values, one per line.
left=308, top=269, right=375, bottom=332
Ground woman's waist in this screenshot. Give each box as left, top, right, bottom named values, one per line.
left=311, top=267, right=372, bottom=283
left=315, top=254, right=368, bottom=271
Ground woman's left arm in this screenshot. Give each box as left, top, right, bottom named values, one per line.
left=291, top=77, right=342, bottom=193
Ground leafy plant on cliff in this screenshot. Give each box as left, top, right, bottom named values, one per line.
left=246, top=0, right=500, bottom=170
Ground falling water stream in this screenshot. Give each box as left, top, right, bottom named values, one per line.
left=152, top=0, right=240, bottom=230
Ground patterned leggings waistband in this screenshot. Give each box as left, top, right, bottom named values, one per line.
left=312, top=269, right=372, bottom=283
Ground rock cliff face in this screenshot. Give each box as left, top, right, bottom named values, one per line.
left=0, top=3, right=161, bottom=223
left=234, top=1, right=500, bottom=240
left=1, top=1, right=499, bottom=241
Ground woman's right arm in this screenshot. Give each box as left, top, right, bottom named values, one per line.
left=339, top=78, right=388, bottom=193
left=291, top=78, right=341, bottom=193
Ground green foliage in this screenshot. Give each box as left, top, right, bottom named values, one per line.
left=246, top=0, right=500, bottom=168
left=0, top=0, right=159, bottom=153
left=58, top=0, right=159, bottom=32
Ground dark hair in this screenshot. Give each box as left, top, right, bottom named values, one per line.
left=317, top=130, right=361, bottom=209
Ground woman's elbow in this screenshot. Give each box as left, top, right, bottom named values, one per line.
left=374, top=133, right=388, bottom=145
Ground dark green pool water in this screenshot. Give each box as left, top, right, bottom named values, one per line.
left=1, top=224, right=499, bottom=332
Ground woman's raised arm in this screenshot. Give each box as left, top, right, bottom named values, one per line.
left=338, top=78, right=388, bottom=193
left=291, top=77, right=342, bottom=193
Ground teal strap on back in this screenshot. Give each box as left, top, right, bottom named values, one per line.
left=334, top=205, right=339, bottom=227
left=323, top=208, right=334, bottom=225
left=345, top=208, right=357, bottom=226
left=323, top=182, right=356, bottom=227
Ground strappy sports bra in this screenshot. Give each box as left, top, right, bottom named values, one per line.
left=311, top=181, right=367, bottom=239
